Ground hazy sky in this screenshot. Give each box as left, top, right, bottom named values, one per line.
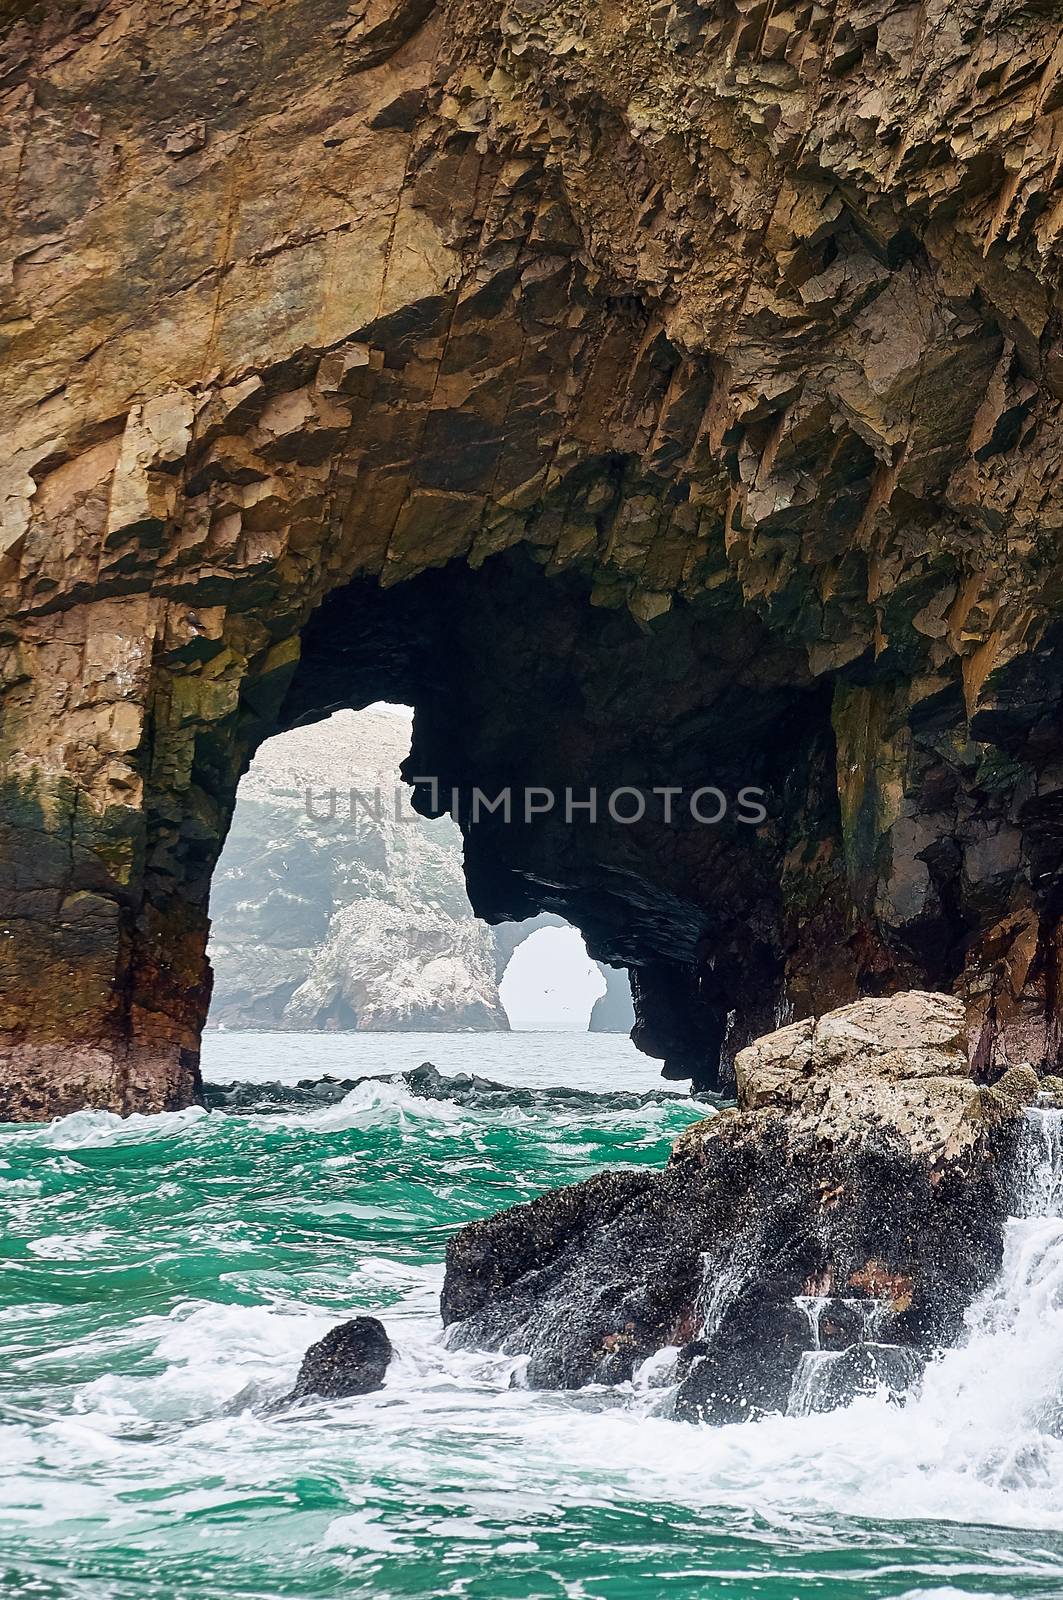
left=500, top=925, right=606, bottom=1031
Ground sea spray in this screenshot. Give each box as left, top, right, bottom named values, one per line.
left=1015, top=1107, right=1063, bottom=1219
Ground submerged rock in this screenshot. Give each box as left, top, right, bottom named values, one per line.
left=401, top=1061, right=689, bottom=1114
left=204, top=1075, right=363, bottom=1113
left=443, top=992, right=1035, bottom=1420
left=290, top=1317, right=393, bottom=1400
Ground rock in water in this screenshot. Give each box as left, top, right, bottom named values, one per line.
left=291, top=1317, right=392, bottom=1400
left=442, top=992, right=1037, bottom=1420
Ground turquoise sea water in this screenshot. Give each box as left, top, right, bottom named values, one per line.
left=1, top=1032, right=1062, bottom=1600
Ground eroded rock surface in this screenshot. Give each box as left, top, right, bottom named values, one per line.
left=442, top=993, right=1035, bottom=1418
left=730, top=989, right=995, bottom=1158
left=1, top=0, right=1062, bottom=1113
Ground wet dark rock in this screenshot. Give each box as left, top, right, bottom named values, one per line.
left=441, top=1167, right=655, bottom=1340
left=205, top=1060, right=694, bottom=1117
left=589, top=966, right=636, bottom=1034
left=787, top=1343, right=925, bottom=1416
left=442, top=993, right=1037, bottom=1420
left=290, top=1317, right=393, bottom=1400
left=402, top=1062, right=693, bottom=1114
left=204, top=1074, right=362, bottom=1113
left=1037, top=1074, right=1063, bottom=1109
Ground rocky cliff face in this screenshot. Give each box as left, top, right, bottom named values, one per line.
left=1, top=0, right=1062, bottom=1115
left=589, top=965, right=636, bottom=1033
left=207, top=709, right=509, bottom=1031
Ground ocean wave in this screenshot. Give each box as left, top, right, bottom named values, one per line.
left=0, top=1105, right=211, bottom=1152
left=5, top=1043, right=1058, bottom=1596
left=4, top=1272, right=1062, bottom=1600
left=54, top=1259, right=1063, bottom=1541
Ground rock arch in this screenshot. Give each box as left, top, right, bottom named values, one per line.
left=1, top=0, right=1062, bottom=1116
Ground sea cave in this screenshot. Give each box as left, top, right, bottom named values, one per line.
left=2, top=0, right=1063, bottom=1591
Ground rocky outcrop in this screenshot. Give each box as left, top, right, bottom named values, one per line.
left=442, top=992, right=1035, bottom=1418
left=290, top=1316, right=393, bottom=1401
left=1, top=0, right=1062, bottom=1114
left=727, top=988, right=1024, bottom=1159
left=208, top=708, right=508, bottom=1031
left=206, top=1058, right=688, bottom=1114
left=589, top=966, right=636, bottom=1033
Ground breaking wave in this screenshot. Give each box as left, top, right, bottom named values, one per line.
left=2, top=1040, right=1062, bottom=1599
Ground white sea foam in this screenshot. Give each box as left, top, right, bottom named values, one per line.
left=300, top=1076, right=468, bottom=1132
left=24, top=1182, right=1062, bottom=1545
left=15, top=1104, right=211, bottom=1150
left=3, top=1045, right=1063, bottom=1594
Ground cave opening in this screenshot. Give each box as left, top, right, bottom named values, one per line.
left=19, top=482, right=1059, bottom=1122
left=205, top=700, right=627, bottom=1039
left=198, top=542, right=832, bottom=1096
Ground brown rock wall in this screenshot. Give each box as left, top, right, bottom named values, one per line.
left=0, top=0, right=1061, bottom=1111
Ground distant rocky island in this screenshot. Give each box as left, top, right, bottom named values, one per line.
left=208, top=710, right=633, bottom=1034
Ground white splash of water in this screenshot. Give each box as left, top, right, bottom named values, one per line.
left=793, top=1292, right=888, bottom=1352
left=1015, top=1107, right=1063, bottom=1219
left=772, top=1106, right=1063, bottom=1475
left=695, top=1238, right=759, bottom=1344
left=893, top=1111, right=1063, bottom=1501
left=787, top=1294, right=894, bottom=1413
left=787, top=1343, right=922, bottom=1418
left=787, top=1349, right=843, bottom=1416
left=793, top=1293, right=829, bottom=1351
left=15, top=1106, right=211, bottom=1150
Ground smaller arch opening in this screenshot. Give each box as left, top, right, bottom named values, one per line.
left=499, top=925, right=607, bottom=1032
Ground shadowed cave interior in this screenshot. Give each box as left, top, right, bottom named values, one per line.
left=186, top=538, right=1063, bottom=1098
left=205, top=545, right=828, bottom=1091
